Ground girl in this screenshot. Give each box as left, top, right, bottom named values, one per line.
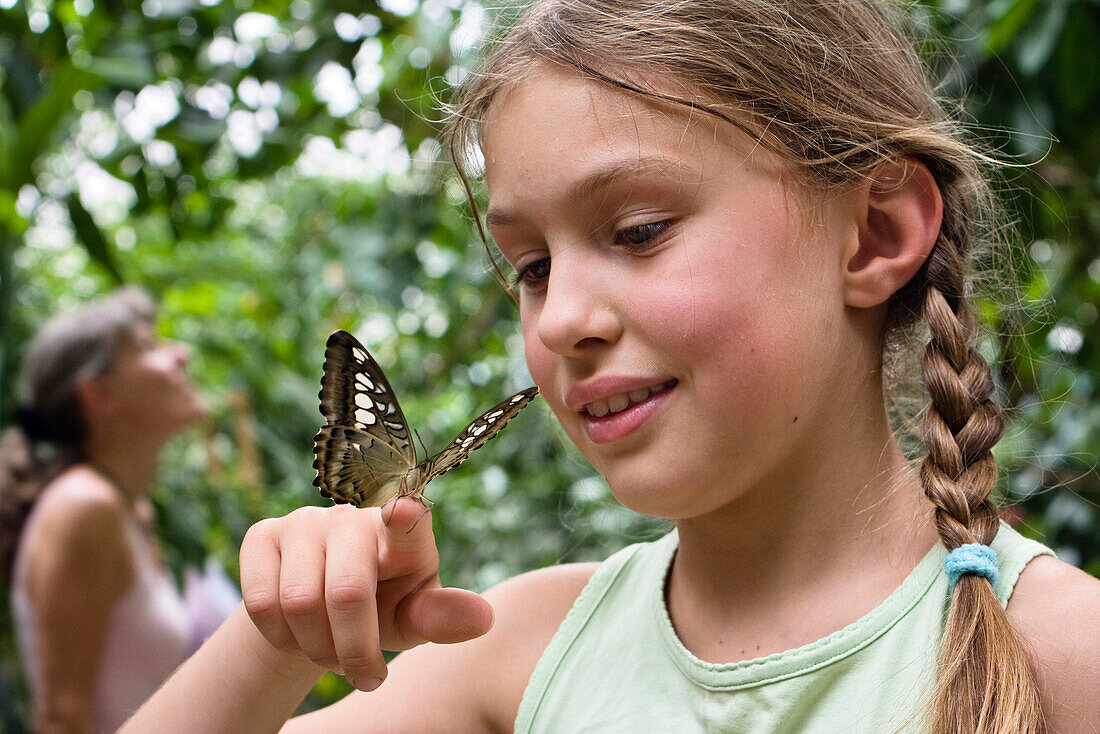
left=0, top=288, right=215, bottom=734
left=123, top=1, right=1099, bottom=732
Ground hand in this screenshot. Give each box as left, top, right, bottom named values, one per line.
left=239, top=498, right=494, bottom=692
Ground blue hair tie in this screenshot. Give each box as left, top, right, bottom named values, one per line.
left=943, top=543, right=998, bottom=591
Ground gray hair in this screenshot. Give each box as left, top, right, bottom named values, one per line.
left=16, top=286, right=156, bottom=445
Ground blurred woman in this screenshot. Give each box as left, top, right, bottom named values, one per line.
left=0, top=287, right=209, bottom=734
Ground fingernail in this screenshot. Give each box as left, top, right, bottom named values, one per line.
left=351, top=676, right=383, bottom=692
left=331, top=665, right=344, bottom=675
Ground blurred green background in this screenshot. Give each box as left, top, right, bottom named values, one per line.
left=0, top=0, right=1097, bottom=727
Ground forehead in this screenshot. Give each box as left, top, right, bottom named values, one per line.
left=479, top=64, right=787, bottom=207
left=112, top=320, right=156, bottom=358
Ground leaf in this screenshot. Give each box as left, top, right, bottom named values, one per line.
left=65, top=193, right=124, bottom=284
left=1015, top=0, right=1068, bottom=76
left=1055, top=5, right=1100, bottom=112
left=984, top=0, right=1043, bottom=58
left=5, top=61, right=101, bottom=191
left=87, top=53, right=156, bottom=88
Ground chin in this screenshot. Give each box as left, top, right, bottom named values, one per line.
left=165, top=400, right=207, bottom=434
left=603, top=473, right=688, bottom=520
left=603, top=457, right=736, bottom=520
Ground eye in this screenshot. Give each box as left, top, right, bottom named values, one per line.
left=614, top=220, right=672, bottom=249
left=511, top=257, right=551, bottom=289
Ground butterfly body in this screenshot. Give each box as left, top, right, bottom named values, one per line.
left=313, top=330, right=538, bottom=508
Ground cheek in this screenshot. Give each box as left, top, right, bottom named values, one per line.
left=522, top=321, right=555, bottom=396
left=652, top=252, right=823, bottom=405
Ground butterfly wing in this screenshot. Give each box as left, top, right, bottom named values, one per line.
left=418, top=386, right=540, bottom=484
left=313, top=425, right=410, bottom=506
left=313, top=330, right=417, bottom=507
left=316, top=330, right=417, bottom=463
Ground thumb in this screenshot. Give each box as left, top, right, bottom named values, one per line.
left=396, top=586, right=494, bottom=646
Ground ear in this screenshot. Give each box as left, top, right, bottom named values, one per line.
left=74, top=375, right=118, bottom=422
left=843, top=158, right=942, bottom=309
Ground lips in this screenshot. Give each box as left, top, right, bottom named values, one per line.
left=572, top=379, right=677, bottom=444
left=583, top=380, right=677, bottom=417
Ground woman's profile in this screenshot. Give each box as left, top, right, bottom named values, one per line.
left=0, top=287, right=216, bottom=734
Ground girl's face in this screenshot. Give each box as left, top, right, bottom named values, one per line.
left=98, top=322, right=206, bottom=437
left=482, top=65, right=874, bottom=519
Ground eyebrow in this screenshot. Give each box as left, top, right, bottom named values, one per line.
left=485, top=155, right=688, bottom=228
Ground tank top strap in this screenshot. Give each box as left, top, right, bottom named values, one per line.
left=515, top=533, right=677, bottom=731
left=990, top=520, right=1055, bottom=606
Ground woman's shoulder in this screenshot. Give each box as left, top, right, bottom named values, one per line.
left=26, top=466, right=132, bottom=572
left=477, top=562, right=602, bottom=725
left=1008, top=554, right=1100, bottom=730
left=38, top=464, right=122, bottom=511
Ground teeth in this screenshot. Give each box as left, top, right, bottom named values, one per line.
left=608, top=393, right=630, bottom=413
left=585, top=381, right=673, bottom=418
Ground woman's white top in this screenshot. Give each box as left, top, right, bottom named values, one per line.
left=11, top=488, right=235, bottom=733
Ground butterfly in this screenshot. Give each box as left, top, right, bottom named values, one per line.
left=312, top=330, right=539, bottom=509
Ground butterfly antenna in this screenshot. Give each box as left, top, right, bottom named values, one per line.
left=414, top=429, right=428, bottom=457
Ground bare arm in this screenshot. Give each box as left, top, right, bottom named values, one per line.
left=28, top=476, right=134, bottom=734
left=121, top=499, right=496, bottom=734
left=123, top=498, right=595, bottom=734
left=120, top=604, right=324, bottom=733
left=1008, top=554, right=1100, bottom=733
left=281, top=560, right=597, bottom=734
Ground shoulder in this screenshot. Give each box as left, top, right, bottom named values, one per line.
left=38, top=465, right=123, bottom=513
left=375, top=562, right=599, bottom=733
left=26, top=467, right=133, bottom=582
left=483, top=561, right=600, bottom=627
left=457, top=562, right=600, bottom=712
left=1007, top=554, right=1100, bottom=732
left=34, top=467, right=128, bottom=540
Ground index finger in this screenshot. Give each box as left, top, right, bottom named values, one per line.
left=377, top=498, right=438, bottom=568
left=324, top=510, right=387, bottom=689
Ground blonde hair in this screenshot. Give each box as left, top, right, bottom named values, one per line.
left=444, top=1, right=1042, bottom=731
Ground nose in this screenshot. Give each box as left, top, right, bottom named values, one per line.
left=534, top=250, right=622, bottom=356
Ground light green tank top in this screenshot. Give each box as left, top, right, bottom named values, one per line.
left=515, top=523, right=1052, bottom=734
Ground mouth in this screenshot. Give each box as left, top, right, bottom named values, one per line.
left=579, top=379, right=677, bottom=444
left=582, top=379, right=677, bottom=418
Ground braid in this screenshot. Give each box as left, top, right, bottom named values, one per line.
left=920, top=243, right=1001, bottom=549
left=919, top=236, right=1044, bottom=733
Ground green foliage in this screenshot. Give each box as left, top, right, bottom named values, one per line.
left=917, top=0, right=1100, bottom=565
left=0, top=0, right=1096, bottom=727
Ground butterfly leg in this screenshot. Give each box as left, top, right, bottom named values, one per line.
left=405, top=494, right=434, bottom=533
left=381, top=475, right=408, bottom=526
left=381, top=496, right=399, bottom=526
